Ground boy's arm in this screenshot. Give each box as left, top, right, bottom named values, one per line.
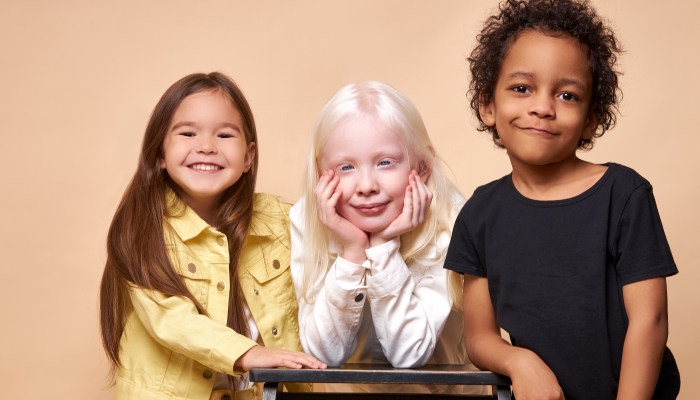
left=617, top=277, right=669, bottom=400
left=463, top=275, right=564, bottom=400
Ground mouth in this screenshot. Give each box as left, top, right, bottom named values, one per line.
left=188, top=163, right=223, bottom=171
left=519, top=126, right=557, bottom=136
left=352, top=202, right=389, bottom=215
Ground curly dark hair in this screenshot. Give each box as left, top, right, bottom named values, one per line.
left=468, top=0, right=623, bottom=150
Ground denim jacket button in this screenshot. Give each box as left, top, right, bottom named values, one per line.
left=217, top=237, right=224, bottom=246
left=187, top=263, right=196, bottom=273
left=272, top=260, right=280, bottom=269
left=203, top=370, right=213, bottom=379
left=254, top=289, right=259, bottom=295
left=355, top=293, right=364, bottom=302
left=217, top=281, right=226, bottom=291
left=272, top=328, right=278, bottom=335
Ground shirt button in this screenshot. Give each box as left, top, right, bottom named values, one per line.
left=355, top=293, right=364, bottom=302
left=203, top=370, right=213, bottom=379
left=254, top=289, right=259, bottom=295
left=272, top=328, right=278, bottom=335
left=188, top=263, right=196, bottom=273
left=272, top=260, right=280, bottom=269
left=217, top=237, right=224, bottom=246
left=217, top=281, right=226, bottom=291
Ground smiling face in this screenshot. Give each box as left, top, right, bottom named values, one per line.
left=318, top=117, right=411, bottom=233
left=479, top=30, right=597, bottom=167
left=160, top=89, right=255, bottom=212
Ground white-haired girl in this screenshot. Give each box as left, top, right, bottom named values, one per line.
left=290, top=81, right=482, bottom=394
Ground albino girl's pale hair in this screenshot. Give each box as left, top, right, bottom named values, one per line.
left=300, top=81, right=464, bottom=310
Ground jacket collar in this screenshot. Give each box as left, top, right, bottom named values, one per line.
left=165, top=189, right=211, bottom=242
left=166, top=189, right=281, bottom=241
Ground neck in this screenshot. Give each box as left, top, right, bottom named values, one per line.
left=182, top=195, right=220, bottom=227
left=509, top=152, right=604, bottom=201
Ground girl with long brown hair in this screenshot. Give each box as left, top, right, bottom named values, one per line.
left=99, top=72, right=325, bottom=400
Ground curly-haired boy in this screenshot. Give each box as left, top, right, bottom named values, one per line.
left=444, top=0, right=680, bottom=398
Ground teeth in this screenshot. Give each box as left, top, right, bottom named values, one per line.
left=191, top=164, right=220, bottom=171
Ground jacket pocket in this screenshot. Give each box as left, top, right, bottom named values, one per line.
left=172, top=252, right=212, bottom=307
left=242, top=238, right=290, bottom=285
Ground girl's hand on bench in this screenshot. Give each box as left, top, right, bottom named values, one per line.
left=235, top=345, right=328, bottom=371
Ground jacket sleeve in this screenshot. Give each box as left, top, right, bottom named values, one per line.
left=365, top=239, right=452, bottom=368
left=128, top=285, right=258, bottom=375
left=290, top=201, right=369, bottom=367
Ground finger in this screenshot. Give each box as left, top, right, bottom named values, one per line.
left=402, top=182, right=414, bottom=225
left=413, top=171, right=432, bottom=224
left=314, top=170, right=331, bottom=198
left=327, top=187, right=342, bottom=210
left=410, top=173, right=422, bottom=226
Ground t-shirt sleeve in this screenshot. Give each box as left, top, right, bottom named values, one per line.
left=615, top=182, right=678, bottom=285
left=444, top=200, right=486, bottom=277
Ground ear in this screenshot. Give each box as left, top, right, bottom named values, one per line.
left=159, top=157, right=166, bottom=169
left=581, top=111, right=598, bottom=140
left=243, top=142, right=256, bottom=172
left=478, top=95, right=496, bottom=127
left=417, top=160, right=432, bottom=183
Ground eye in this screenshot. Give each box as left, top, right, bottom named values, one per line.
left=512, top=85, right=530, bottom=94
left=339, top=164, right=354, bottom=171
left=218, top=133, right=233, bottom=139
left=557, top=92, right=577, bottom=102
left=179, top=132, right=195, bottom=137
left=378, top=159, right=392, bottom=166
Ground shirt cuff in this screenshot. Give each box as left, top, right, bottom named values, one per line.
left=325, top=259, right=368, bottom=309
left=334, top=256, right=370, bottom=289
left=365, top=238, right=400, bottom=275
left=365, top=239, right=411, bottom=298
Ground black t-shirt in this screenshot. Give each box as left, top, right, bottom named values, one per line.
left=445, top=163, right=680, bottom=400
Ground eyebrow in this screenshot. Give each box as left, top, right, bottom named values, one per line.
left=504, top=71, right=587, bottom=91
left=170, top=121, right=242, bottom=132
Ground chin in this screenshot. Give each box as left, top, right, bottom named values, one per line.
left=350, top=219, right=393, bottom=234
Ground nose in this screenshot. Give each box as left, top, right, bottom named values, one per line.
left=356, top=168, right=379, bottom=195
left=528, top=92, right=555, bottom=119
left=196, top=134, right=217, bottom=154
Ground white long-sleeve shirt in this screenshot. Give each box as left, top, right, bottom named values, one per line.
left=289, top=200, right=484, bottom=395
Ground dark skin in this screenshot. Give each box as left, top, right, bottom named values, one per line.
left=471, top=30, right=669, bottom=400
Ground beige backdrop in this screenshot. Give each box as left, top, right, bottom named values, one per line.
left=1, top=1, right=697, bottom=398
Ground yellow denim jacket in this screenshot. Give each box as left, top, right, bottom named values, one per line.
left=116, top=193, right=309, bottom=400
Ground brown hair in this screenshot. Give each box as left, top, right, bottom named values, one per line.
left=99, top=72, right=258, bottom=378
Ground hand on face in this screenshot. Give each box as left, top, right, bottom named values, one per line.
left=314, top=169, right=370, bottom=264
left=369, top=170, right=432, bottom=247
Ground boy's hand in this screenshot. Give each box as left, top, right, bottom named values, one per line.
left=510, top=351, right=565, bottom=400
left=315, top=170, right=369, bottom=264
left=234, top=345, right=327, bottom=371
left=370, top=171, right=432, bottom=247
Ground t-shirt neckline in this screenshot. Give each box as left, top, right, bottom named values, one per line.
left=507, top=162, right=615, bottom=207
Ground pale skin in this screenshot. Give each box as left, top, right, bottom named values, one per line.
left=468, top=30, right=669, bottom=399
left=315, top=169, right=432, bottom=265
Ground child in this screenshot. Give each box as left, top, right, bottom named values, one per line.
left=290, top=81, right=483, bottom=395
left=99, top=72, right=325, bottom=400
left=445, top=1, right=680, bottom=399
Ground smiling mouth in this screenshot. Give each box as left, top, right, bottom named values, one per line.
left=520, top=126, right=557, bottom=136
left=353, top=203, right=388, bottom=215
left=189, top=163, right=223, bottom=171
